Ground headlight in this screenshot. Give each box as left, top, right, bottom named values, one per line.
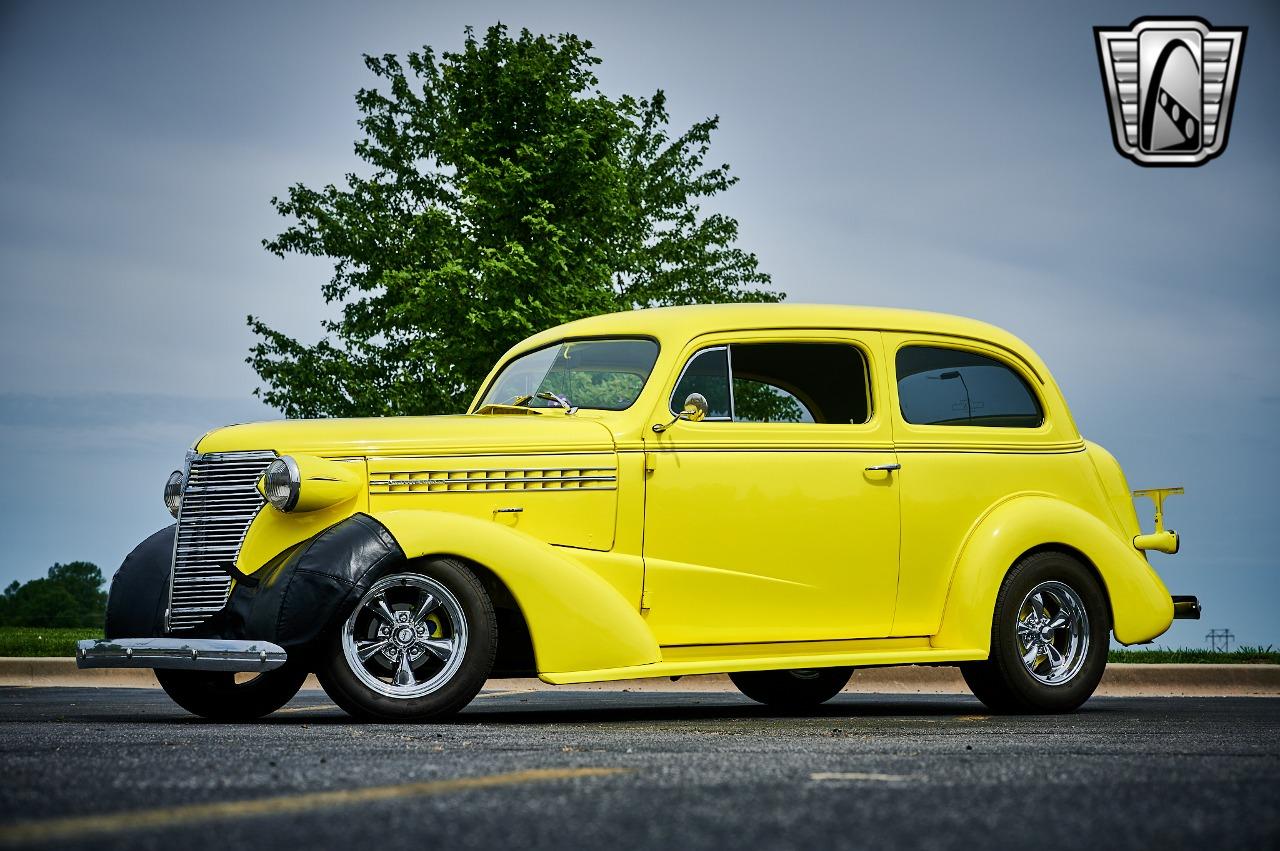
left=163, top=470, right=184, bottom=518
left=261, top=456, right=301, bottom=512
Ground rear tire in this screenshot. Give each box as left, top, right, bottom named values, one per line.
left=960, top=550, right=1110, bottom=713
left=729, top=667, right=853, bottom=708
left=316, top=559, right=496, bottom=721
left=156, top=662, right=309, bottom=721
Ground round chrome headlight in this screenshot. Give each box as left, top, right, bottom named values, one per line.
left=261, top=456, right=301, bottom=512
left=163, top=470, right=184, bottom=518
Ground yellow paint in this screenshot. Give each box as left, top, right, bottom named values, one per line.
left=1132, top=486, right=1184, bottom=553
left=260, top=453, right=364, bottom=513
left=641, top=328, right=901, bottom=645
left=373, top=509, right=661, bottom=675
left=188, top=304, right=1183, bottom=682
left=367, top=453, right=618, bottom=551
left=0, top=768, right=625, bottom=845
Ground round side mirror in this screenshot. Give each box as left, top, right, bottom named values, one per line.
left=682, top=392, right=709, bottom=422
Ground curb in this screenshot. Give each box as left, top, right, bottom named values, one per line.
left=1, top=658, right=1277, bottom=696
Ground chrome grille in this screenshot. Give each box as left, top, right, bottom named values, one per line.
left=168, top=450, right=276, bottom=631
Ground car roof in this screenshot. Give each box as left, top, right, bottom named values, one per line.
left=515, top=304, right=1045, bottom=376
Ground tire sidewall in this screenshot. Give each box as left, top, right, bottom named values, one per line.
left=156, top=662, right=309, bottom=720
left=992, top=553, right=1110, bottom=712
left=729, top=667, right=853, bottom=707
left=317, top=558, right=496, bottom=721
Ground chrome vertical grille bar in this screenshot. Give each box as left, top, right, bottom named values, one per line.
left=167, top=450, right=276, bottom=631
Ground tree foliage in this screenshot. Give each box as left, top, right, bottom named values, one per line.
left=0, top=562, right=107, bottom=628
left=249, top=24, right=779, bottom=417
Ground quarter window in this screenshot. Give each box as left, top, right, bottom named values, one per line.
left=670, top=342, right=871, bottom=425
left=896, top=346, right=1042, bottom=427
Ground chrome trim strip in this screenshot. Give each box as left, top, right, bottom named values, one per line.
left=668, top=345, right=730, bottom=419
left=375, top=466, right=619, bottom=474
left=370, top=474, right=617, bottom=487
left=76, top=638, right=288, bottom=672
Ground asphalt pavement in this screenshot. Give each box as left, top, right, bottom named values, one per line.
left=0, top=687, right=1276, bottom=850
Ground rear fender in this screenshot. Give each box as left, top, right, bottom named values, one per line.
left=933, top=494, right=1174, bottom=651
left=373, top=509, right=661, bottom=676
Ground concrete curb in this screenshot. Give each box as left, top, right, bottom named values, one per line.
left=2, top=658, right=1277, bottom=696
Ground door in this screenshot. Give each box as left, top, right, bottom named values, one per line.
left=641, top=330, right=900, bottom=646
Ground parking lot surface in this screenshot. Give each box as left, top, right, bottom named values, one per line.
left=1, top=687, right=1277, bottom=850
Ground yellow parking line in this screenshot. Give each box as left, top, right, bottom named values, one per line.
left=0, top=767, right=625, bottom=845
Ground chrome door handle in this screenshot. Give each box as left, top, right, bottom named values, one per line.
left=864, top=463, right=901, bottom=472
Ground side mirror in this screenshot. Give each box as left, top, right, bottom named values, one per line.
left=682, top=392, right=709, bottom=422
left=653, top=392, right=710, bottom=433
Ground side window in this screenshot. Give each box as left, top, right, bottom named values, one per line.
left=896, top=346, right=1043, bottom=427
left=670, top=347, right=732, bottom=419
left=670, top=342, right=871, bottom=425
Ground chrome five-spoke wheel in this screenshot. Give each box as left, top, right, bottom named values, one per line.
left=316, top=559, right=495, bottom=721
left=342, top=573, right=468, bottom=698
left=959, top=550, right=1109, bottom=714
left=1015, top=580, right=1089, bottom=686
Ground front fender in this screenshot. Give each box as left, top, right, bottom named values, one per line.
left=372, top=509, right=661, bottom=676
left=933, top=495, right=1174, bottom=651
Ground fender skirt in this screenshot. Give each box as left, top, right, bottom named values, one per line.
left=226, top=513, right=406, bottom=650
left=104, top=524, right=176, bottom=639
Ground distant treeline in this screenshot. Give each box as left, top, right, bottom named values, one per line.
left=0, top=562, right=106, bottom=628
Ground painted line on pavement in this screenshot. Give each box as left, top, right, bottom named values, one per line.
left=0, top=767, right=627, bottom=845
left=809, top=771, right=924, bottom=783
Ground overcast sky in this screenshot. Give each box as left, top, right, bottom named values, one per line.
left=1, top=1, right=1276, bottom=648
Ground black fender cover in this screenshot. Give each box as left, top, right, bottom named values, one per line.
left=104, top=524, right=176, bottom=639
left=229, top=513, right=406, bottom=650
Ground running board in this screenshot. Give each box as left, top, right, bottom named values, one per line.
left=76, top=638, right=288, bottom=672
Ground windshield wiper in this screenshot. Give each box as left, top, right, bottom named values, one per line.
left=534, top=391, right=575, bottom=412
left=505, top=391, right=576, bottom=414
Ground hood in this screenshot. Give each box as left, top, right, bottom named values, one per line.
left=195, top=413, right=616, bottom=458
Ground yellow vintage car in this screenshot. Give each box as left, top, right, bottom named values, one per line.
left=78, top=304, right=1197, bottom=719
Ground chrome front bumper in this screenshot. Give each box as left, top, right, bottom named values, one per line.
left=76, top=638, right=288, bottom=672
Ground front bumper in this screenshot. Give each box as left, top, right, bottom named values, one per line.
left=1172, top=595, right=1201, bottom=620
left=76, top=638, right=288, bottom=672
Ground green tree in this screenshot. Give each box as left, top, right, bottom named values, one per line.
left=249, top=24, right=779, bottom=418
left=0, top=562, right=107, bottom=628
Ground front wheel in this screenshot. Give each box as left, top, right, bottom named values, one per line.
left=729, top=667, right=853, bottom=708
left=156, top=661, right=309, bottom=720
left=960, top=550, right=1110, bottom=713
left=316, top=560, right=497, bottom=721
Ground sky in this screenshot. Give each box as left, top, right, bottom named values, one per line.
left=1, top=1, right=1276, bottom=648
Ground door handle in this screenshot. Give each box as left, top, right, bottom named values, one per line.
left=864, top=463, right=901, bottom=472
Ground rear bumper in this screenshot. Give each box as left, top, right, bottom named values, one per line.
left=1172, top=595, right=1201, bottom=620
left=76, top=638, right=288, bottom=672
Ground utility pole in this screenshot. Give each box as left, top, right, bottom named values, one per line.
left=1205, top=628, right=1234, bottom=652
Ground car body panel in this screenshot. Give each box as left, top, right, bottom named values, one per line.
left=372, top=508, right=661, bottom=676
left=640, top=328, right=902, bottom=645
left=133, top=303, right=1182, bottom=683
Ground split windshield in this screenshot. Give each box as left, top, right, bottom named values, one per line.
left=478, top=339, right=660, bottom=412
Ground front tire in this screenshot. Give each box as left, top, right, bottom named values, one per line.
left=960, top=550, right=1110, bottom=713
left=316, top=559, right=496, bottom=721
left=729, top=667, right=853, bottom=708
left=156, top=662, right=309, bottom=720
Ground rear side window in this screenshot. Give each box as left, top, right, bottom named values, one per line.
left=896, top=346, right=1042, bottom=427
left=670, top=342, right=871, bottom=424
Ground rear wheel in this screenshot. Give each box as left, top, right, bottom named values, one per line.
left=316, top=559, right=496, bottom=721
left=156, top=662, right=309, bottom=720
left=960, top=550, right=1110, bottom=713
left=729, top=667, right=853, bottom=708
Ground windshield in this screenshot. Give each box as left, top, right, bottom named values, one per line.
left=478, top=339, right=660, bottom=412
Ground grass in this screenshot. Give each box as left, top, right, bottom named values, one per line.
left=1108, top=646, right=1279, bottom=664
left=0, top=627, right=102, bottom=657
